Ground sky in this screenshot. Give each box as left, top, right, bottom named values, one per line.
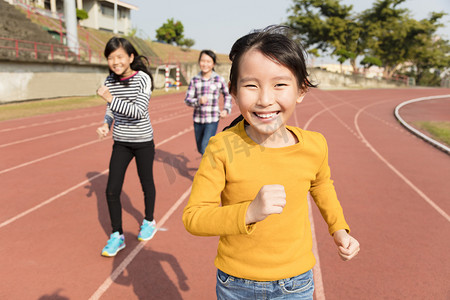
left=129, top=0, right=449, bottom=64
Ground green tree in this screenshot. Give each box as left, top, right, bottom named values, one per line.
left=180, top=38, right=195, bottom=49
left=287, top=0, right=364, bottom=72
left=76, top=9, right=88, bottom=21
left=360, top=56, right=382, bottom=68
left=156, top=18, right=185, bottom=46
left=360, top=0, right=448, bottom=79
left=336, top=48, right=356, bottom=72
left=287, top=0, right=449, bottom=84
left=405, top=13, right=450, bottom=85
left=359, top=0, right=412, bottom=78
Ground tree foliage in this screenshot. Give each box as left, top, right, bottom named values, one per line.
left=76, top=9, right=88, bottom=21
left=287, top=0, right=363, bottom=72
left=155, top=18, right=195, bottom=48
left=360, top=56, right=382, bottom=69
left=180, top=38, right=195, bottom=49
left=287, top=0, right=449, bottom=84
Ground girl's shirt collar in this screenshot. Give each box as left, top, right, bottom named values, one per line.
left=197, top=71, right=218, bottom=80
left=237, top=120, right=304, bottom=153
left=120, top=71, right=139, bottom=81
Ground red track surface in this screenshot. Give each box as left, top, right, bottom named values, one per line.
left=1, top=88, right=449, bottom=300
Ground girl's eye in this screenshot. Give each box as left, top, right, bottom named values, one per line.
left=275, top=83, right=287, bottom=87
left=245, top=84, right=257, bottom=88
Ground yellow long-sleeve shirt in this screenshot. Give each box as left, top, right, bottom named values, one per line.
left=182, top=120, right=350, bottom=281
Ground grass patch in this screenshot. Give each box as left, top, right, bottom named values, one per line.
left=0, top=87, right=187, bottom=122
left=0, top=96, right=103, bottom=121
left=413, top=121, right=450, bottom=146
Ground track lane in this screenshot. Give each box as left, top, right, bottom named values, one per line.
left=0, top=89, right=449, bottom=299
left=0, top=92, right=232, bottom=299
left=304, top=89, right=450, bottom=300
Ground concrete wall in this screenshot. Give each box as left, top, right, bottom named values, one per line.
left=152, top=62, right=231, bottom=90
left=310, top=68, right=407, bottom=89
left=178, top=63, right=406, bottom=90
left=0, top=60, right=108, bottom=103
left=0, top=60, right=408, bottom=104
left=182, top=62, right=231, bottom=84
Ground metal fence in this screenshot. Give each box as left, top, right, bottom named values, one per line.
left=0, top=36, right=103, bottom=63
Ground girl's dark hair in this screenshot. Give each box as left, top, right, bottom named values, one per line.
left=199, top=49, right=217, bottom=64
left=224, top=25, right=316, bottom=131
left=104, top=37, right=154, bottom=91
left=199, top=49, right=216, bottom=71
left=228, top=25, right=316, bottom=95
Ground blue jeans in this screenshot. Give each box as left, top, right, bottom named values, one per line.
left=216, top=269, right=314, bottom=300
left=194, top=121, right=219, bottom=154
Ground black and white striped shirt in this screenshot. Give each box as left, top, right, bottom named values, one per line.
left=103, top=71, right=153, bottom=142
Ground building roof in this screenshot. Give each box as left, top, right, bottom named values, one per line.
left=101, top=0, right=138, bottom=11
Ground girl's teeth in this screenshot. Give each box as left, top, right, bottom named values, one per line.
left=256, top=112, right=277, bottom=119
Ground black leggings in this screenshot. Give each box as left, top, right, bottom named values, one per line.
left=106, top=140, right=156, bottom=234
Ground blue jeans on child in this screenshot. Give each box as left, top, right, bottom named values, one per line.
left=194, top=121, right=219, bottom=155
left=216, top=269, right=314, bottom=300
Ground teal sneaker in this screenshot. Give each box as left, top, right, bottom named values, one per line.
left=101, top=232, right=125, bottom=257
left=138, top=219, right=157, bottom=241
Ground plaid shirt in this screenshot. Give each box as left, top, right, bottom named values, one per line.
left=184, top=72, right=232, bottom=124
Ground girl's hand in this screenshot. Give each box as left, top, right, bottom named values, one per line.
left=333, top=229, right=360, bottom=261
left=97, top=85, right=113, bottom=103
left=219, top=110, right=228, bottom=118
left=199, top=96, right=208, bottom=105
left=96, top=124, right=109, bottom=139
left=245, top=185, right=286, bottom=224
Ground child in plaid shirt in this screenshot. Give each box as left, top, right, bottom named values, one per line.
left=185, top=50, right=232, bottom=154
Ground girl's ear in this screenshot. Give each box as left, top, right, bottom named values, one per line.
left=296, top=88, right=307, bottom=104
left=129, top=53, right=134, bottom=64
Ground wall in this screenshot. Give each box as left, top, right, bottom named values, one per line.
left=0, top=60, right=108, bottom=103
left=152, top=62, right=231, bottom=90
left=310, top=68, right=407, bottom=89
left=0, top=61, right=409, bottom=104
left=183, top=62, right=231, bottom=84
left=179, top=63, right=407, bottom=90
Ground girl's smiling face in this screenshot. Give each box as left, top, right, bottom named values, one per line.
left=232, top=49, right=305, bottom=147
left=199, top=53, right=215, bottom=77
left=107, top=47, right=134, bottom=78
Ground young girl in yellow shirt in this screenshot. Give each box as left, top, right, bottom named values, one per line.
left=183, top=25, right=360, bottom=299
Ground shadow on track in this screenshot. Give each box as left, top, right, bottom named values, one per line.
left=112, top=247, right=189, bottom=299
left=38, top=289, right=69, bottom=300
left=84, top=171, right=143, bottom=236
left=155, top=149, right=197, bottom=184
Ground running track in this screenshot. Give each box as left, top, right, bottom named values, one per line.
left=0, top=88, right=449, bottom=300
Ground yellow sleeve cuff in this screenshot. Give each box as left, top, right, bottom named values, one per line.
left=239, top=201, right=256, bottom=235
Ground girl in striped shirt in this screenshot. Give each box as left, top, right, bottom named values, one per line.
left=96, top=37, right=157, bottom=257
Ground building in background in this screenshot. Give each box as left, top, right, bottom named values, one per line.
left=4, top=0, right=137, bottom=35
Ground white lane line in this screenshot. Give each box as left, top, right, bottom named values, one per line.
left=295, top=105, right=326, bottom=300
left=0, top=112, right=193, bottom=175
left=0, top=171, right=108, bottom=229
left=308, top=195, right=326, bottom=300
left=0, top=112, right=100, bottom=133
left=0, top=138, right=107, bottom=175
left=355, top=102, right=450, bottom=223
left=89, top=186, right=192, bottom=300
left=0, top=122, right=101, bottom=148
left=152, top=111, right=192, bottom=125
left=0, top=126, right=194, bottom=229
